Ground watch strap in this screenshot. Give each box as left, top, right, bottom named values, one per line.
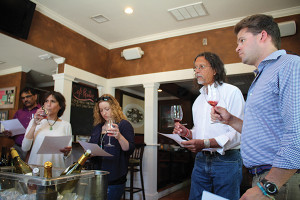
left=260, top=178, right=279, bottom=195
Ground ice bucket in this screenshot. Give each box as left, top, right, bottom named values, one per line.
left=0, top=166, right=109, bottom=200
left=85, top=170, right=109, bottom=199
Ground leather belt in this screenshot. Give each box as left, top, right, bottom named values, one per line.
left=201, top=151, right=218, bottom=156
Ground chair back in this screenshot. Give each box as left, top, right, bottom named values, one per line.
left=130, top=143, right=145, bottom=162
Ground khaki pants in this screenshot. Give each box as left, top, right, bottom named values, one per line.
left=252, top=170, right=300, bottom=200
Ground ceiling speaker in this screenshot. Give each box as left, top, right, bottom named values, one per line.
left=121, top=47, right=144, bottom=60
left=278, top=21, right=296, bottom=37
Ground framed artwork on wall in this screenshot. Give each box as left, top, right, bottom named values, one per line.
left=0, top=87, right=16, bottom=109
left=122, top=94, right=144, bottom=134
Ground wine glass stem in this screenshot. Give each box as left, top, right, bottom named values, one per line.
left=108, top=136, right=111, bottom=145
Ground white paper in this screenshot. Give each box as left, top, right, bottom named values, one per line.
left=37, top=136, right=72, bottom=154
left=158, top=133, right=188, bottom=147
left=0, top=119, right=26, bottom=136
left=202, top=191, right=229, bottom=200
left=78, top=141, right=113, bottom=157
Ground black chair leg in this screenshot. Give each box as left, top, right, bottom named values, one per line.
left=130, top=165, right=134, bottom=200
left=140, top=164, right=146, bottom=200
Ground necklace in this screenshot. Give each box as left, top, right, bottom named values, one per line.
left=47, top=117, right=58, bottom=130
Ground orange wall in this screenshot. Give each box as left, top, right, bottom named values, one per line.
left=108, top=14, right=300, bottom=78
left=3, top=12, right=300, bottom=79
left=0, top=72, right=26, bottom=119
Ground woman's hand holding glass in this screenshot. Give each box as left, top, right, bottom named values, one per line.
left=33, top=107, right=48, bottom=125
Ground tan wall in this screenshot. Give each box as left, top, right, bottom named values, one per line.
left=0, top=72, right=26, bottom=119
left=108, top=14, right=300, bottom=78
left=3, top=12, right=300, bottom=79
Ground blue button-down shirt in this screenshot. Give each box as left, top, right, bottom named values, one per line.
left=241, top=50, right=300, bottom=169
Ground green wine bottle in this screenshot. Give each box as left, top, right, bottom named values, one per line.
left=10, top=147, right=32, bottom=175
left=36, top=161, right=58, bottom=200
left=58, top=149, right=91, bottom=195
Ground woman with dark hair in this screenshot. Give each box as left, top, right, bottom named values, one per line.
left=89, top=94, right=135, bottom=200
left=22, top=91, right=72, bottom=168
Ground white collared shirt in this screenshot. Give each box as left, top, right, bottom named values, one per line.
left=191, top=83, right=245, bottom=155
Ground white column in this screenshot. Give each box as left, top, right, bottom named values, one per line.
left=97, top=85, right=104, bottom=97
left=143, top=82, right=160, bottom=200
left=52, top=73, right=75, bottom=122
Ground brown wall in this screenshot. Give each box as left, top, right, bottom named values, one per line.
left=0, top=72, right=26, bottom=119
left=108, top=14, right=300, bottom=78
left=3, top=13, right=300, bottom=79
left=20, top=11, right=110, bottom=78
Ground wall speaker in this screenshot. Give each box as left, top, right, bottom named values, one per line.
left=278, top=21, right=296, bottom=37
left=121, top=47, right=144, bottom=60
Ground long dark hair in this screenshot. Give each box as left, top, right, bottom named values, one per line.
left=42, top=91, right=66, bottom=117
left=193, top=52, right=226, bottom=88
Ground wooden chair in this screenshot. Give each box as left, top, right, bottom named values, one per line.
left=124, top=143, right=146, bottom=200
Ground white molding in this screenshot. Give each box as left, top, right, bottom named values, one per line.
left=0, top=66, right=31, bottom=75
left=33, top=3, right=300, bottom=50
left=34, top=2, right=110, bottom=49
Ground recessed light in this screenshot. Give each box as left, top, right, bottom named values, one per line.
left=124, top=7, right=133, bottom=14
left=158, top=89, right=162, bottom=92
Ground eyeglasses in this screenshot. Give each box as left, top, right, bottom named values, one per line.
left=21, top=95, right=33, bottom=100
left=95, top=96, right=111, bottom=102
left=193, top=64, right=208, bottom=71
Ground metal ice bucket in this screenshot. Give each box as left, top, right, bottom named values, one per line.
left=85, top=170, right=109, bottom=200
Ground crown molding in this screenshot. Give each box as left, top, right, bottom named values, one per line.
left=34, top=2, right=300, bottom=50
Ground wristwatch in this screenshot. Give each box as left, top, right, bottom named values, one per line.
left=260, top=178, right=279, bottom=195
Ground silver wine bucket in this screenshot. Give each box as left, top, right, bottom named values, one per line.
left=85, top=170, right=109, bottom=200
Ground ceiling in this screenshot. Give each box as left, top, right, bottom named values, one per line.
left=0, top=0, right=299, bottom=97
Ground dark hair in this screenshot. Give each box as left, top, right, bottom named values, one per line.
left=234, top=14, right=281, bottom=49
left=42, top=91, right=66, bottom=117
left=20, top=87, right=37, bottom=95
left=193, top=52, right=226, bottom=86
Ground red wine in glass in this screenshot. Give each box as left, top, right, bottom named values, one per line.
left=171, top=105, right=183, bottom=124
left=208, top=100, right=218, bottom=107
left=174, top=119, right=182, bottom=123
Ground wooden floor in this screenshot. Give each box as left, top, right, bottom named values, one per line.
left=158, top=185, right=190, bottom=200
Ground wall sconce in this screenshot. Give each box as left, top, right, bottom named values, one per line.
left=121, top=47, right=144, bottom=60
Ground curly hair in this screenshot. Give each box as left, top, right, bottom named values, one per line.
left=234, top=14, right=281, bottom=50
left=93, top=94, right=127, bottom=126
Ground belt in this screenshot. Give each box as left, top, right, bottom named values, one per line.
left=248, top=165, right=272, bottom=176
left=201, top=149, right=238, bottom=157
left=201, top=151, right=219, bottom=156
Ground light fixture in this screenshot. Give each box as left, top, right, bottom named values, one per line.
left=158, top=89, right=162, bottom=92
left=121, top=47, right=144, bottom=60
left=53, top=57, right=65, bottom=64
left=124, top=7, right=133, bottom=14
left=38, top=54, right=52, bottom=60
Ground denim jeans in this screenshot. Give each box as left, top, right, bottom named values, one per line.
left=107, top=183, right=125, bottom=200
left=189, top=149, right=242, bottom=200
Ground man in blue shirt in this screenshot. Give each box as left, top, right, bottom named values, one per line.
left=211, top=14, right=300, bottom=199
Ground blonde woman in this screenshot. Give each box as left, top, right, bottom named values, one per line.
left=89, top=94, right=135, bottom=200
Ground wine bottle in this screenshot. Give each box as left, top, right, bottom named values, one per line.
left=0, top=147, right=8, bottom=166
left=58, top=149, right=91, bottom=195
left=61, top=149, right=91, bottom=176
left=10, top=147, right=32, bottom=175
left=36, top=161, right=58, bottom=200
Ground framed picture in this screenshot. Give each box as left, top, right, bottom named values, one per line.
left=122, top=93, right=144, bottom=134
left=0, top=87, right=16, bottom=109
left=0, top=110, right=9, bottom=132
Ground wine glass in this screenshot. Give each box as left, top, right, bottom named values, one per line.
left=105, top=119, right=115, bottom=147
left=203, top=84, right=220, bottom=123
left=170, top=105, right=183, bottom=123
left=40, top=106, right=48, bottom=119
